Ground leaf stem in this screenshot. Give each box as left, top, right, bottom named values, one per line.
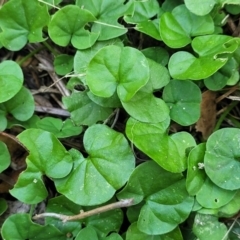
left=214, top=101, right=239, bottom=131
left=17, top=45, right=45, bottom=66
left=33, top=198, right=134, bottom=222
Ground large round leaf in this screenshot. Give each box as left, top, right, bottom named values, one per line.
left=0, top=141, right=11, bottom=173
left=86, top=45, right=149, bottom=102
left=0, top=61, right=23, bottom=103
left=204, top=128, right=240, bottom=190
left=55, top=124, right=135, bottom=205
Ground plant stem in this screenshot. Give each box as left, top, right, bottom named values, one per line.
left=33, top=198, right=134, bottom=222
left=214, top=101, right=239, bottom=131
left=17, top=46, right=45, bottom=66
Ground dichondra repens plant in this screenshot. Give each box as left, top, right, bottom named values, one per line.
left=0, top=0, right=240, bottom=239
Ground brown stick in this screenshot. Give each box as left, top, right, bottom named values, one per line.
left=33, top=198, right=134, bottom=222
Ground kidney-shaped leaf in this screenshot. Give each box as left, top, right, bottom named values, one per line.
left=0, top=61, right=23, bottom=103
left=48, top=5, right=99, bottom=49
left=10, top=129, right=73, bottom=204
left=138, top=179, right=194, bottom=235
left=204, top=128, right=240, bottom=190
left=55, top=124, right=135, bottom=205
left=76, top=0, right=128, bottom=40
left=1, top=213, right=65, bottom=240
left=86, top=45, right=149, bottom=102
left=0, top=0, right=50, bottom=50
left=16, top=129, right=73, bottom=178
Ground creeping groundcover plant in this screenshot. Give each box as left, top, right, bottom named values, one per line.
left=1, top=0, right=240, bottom=239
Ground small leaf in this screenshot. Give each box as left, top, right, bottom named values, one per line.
left=54, top=54, right=74, bottom=76
left=0, top=0, right=50, bottom=50
left=75, top=226, right=98, bottom=240
left=76, top=0, right=128, bottom=40
left=86, top=45, right=149, bottom=102
left=55, top=124, right=135, bottom=205
left=0, top=141, right=11, bottom=173
left=162, top=80, right=201, bottom=126
left=3, top=86, right=35, bottom=121
left=1, top=213, right=65, bottom=240
left=63, top=91, right=113, bottom=126
left=186, top=143, right=207, bottom=196
left=0, top=61, right=23, bottom=103
left=204, top=128, right=240, bottom=190
left=185, top=0, right=216, bottom=16
left=142, top=47, right=169, bottom=66
left=136, top=19, right=162, bottom=40
left=196, top=177, right=236, bottom=209
left=117, top=161, right=183, bottom=205
left=138, top=179, right=194, bottom=235
left=124, top=0, right=159, bottom=23
left=36, top=117, right=82, bottom=138
left=48, top=5, right=99, bottom=49
left=46, top=195, right=82, bottom=237
left=126, top=222, right=183, bottom=240
left=193, top=213, right=228, bottom=240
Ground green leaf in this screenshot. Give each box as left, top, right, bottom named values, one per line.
left=46, top=195, right=82, bottom=237
left=48, top=5, right=99, bottom=49
left=126, top=222, right=183, bottom=240
left=138, top=179, right=194, bottom=235
left=204, top=128, right=240, bottom=190
left=0, top=0, right=50, bottom=50
left=135, top=19, right=162, bottom=40
left=1, top=213, right=65, bottom=240
left=10, top=129, right=73, bottom=204
left=63, top=91, right=113, bottom=126
left=160, top=5, right=214, bottom=48
left=141, top=47, right=169, bottom=66
left=122, top=91, right=170, bottom=123
left=185, top=0, right=216, bottom=16
left=76, top=0, right=128, bottom=40
left=196, top=177, right=237, bottom=209
left=0, top=198, right=8, bottom=215
left=75, top=226, right=98, bottom=240
left=193, top=213, right=228, bottom=239
left=86, top=45, right=149, bottom=102
left=3, top=86, right=35, bottom=121
left=55, top=124, right=135, bottom=205
left=117, top=161, right=183, bottom=205
left=162, top=80, right=201, bottom=126
left=54, top=54, right=74, bottom=76
left=74, top=38, right=124, bottom=83
left=36, top=117, right=82, bottom=138
left=0, top=141, right=11, bottom=173
left=169, top=35, right=240, bottom=80
left=204, top=57, right=239, bottom=90
left=126, top=118, right=189, bottom=173
left=124, top=0, right=159, bottom=23
left=186, top=143, right=207, bottom=196
left=218, top=190, right=240, bottom=218
left=0, top=60, right=23, bottom=103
